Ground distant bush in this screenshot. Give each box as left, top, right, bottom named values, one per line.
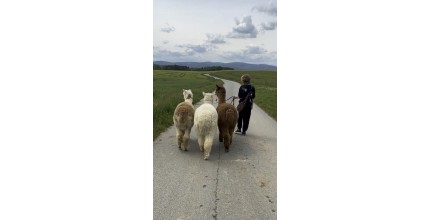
left=191, top=66, right=234, bottom=71
left=153, top=64, right=233, bottom=71
left=153, top=64, right=162, bottom=70
left=164, top=64, right=190, bottom=70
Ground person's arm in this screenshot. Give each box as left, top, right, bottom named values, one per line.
left=238, top=86, right=245, bottom=99
left=251, top=86, right=256, bottom=99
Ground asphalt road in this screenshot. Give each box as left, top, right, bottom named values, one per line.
left=153, top=75, right=277, bottom=220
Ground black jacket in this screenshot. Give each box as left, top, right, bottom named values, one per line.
left=238, top=84, right=255, bottom=107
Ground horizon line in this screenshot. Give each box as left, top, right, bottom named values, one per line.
left=153, top=60, right=277, bottom=67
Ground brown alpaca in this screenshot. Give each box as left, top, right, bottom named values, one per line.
left=215, top=84, right=238, bottom=152
left=173, top=89, right=195, bottom=151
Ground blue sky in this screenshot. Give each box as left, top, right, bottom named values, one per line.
left=153, top=0, right=277, bottom=66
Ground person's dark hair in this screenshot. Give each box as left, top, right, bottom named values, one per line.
left=241, top=74, right=251, bottom=84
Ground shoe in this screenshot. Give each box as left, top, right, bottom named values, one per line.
left=242, top=131, right=246, bottom=135
left=235, top=129, right=241, bottom=134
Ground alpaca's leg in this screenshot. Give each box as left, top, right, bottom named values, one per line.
left=229, top=126, right=235, bottom=145
left=203, top=136, right=213, bottom=160
left=197, top=134, right=204, bottom=152
left=222, top=128, right=230, bottom=152
left=182, top=128, right=191, bottom=151
left=176, top=128, right=184, bottom=150
left=218, top=126, right=223, bottom=142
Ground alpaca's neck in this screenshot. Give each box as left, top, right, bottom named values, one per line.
left=184, top=98, right=193, bottom=104
left=217, top=96, right=226, bottom=104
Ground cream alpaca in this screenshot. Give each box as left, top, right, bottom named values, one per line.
left=194, top=92, right=218, bottom=160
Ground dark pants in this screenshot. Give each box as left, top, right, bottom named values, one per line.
left=237, top=106, right=252, bottom=132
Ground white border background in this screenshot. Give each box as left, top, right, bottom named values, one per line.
left=1, top=0, right=150, bottom=219
left=281, top=0, right=430, bottom=219
left=1, top=0, right=429, bottom=219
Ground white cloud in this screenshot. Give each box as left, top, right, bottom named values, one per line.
left=160, top=23, right=175, bottom=33
left=220, top=45, right=276, bottom=65
left=206, top=34, right=226, bottom=44
left=252, top=1, right=277, bottom=16
left=177, top=44, right=215, bottom=55
left=261, top=21, right=277, bottom=31
left=153, top=47, right=188, bottom=61
left=226, top=16, right=258, bottom=38
left=244, top=45, right=268, bottom=54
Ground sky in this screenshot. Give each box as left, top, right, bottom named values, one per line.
left=153, top=0, right=277, bottom=66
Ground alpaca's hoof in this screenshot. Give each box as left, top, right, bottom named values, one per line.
left=204, top=157, right=209, bottom=160
left=184, top=148, right=188, bottom=151
left=219, top=139, right=223, bottom=142
left=225, top=148, right=229, bottom=153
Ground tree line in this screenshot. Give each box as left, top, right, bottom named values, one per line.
left=153, top=64, right=234, bottom=71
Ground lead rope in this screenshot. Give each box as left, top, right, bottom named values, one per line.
left=225, top=96, right=234, bottom=105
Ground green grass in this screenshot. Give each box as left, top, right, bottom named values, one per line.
left=153, top=70, right=223, bottom=140
left=209, top=70, right=277, bottom=120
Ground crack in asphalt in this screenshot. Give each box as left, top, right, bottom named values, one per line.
left=212, top=142, right=221, bottom=220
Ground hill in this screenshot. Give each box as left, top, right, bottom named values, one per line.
left=153, top=61, right=276, bottom=71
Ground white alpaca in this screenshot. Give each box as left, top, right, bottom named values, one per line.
left=173, top=89, right=195, bottom=151
left=194, top=92, right=218, bottom=160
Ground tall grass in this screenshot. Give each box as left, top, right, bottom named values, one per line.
left=153, top=70, right=223, bottom=140
left=209, top=70, right=277, bottom=120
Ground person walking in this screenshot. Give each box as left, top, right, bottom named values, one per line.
left=234, top=74, right=255, bottom=135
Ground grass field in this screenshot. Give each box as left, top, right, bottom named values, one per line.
left=209, top=70, right=277, bottom=120
left=153, top=70, right=223, bottom=140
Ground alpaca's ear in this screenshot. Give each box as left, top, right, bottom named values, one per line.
left=202, top=92, right=205, bottom=96
left=216, top=84, right=220, bottom=88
